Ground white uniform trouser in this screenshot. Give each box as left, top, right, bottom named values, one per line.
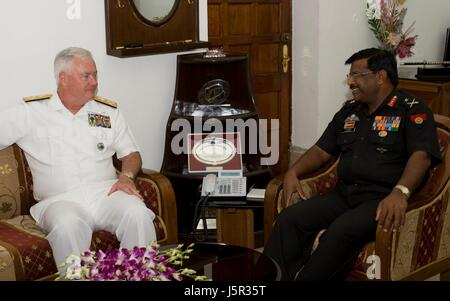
left=30, top=183, right=156, bottom=273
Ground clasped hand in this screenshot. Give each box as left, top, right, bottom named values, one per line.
left=107, top=175, right=143, bottom=200
left=376, top=190, right=408, bottom=233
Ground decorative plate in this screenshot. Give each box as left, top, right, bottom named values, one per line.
left=192, top=136, right=236, bottom=165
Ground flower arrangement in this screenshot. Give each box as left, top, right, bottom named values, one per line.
left=366, top=0, right=418, bottom=59
left=58, top=243, right=208, bottom=281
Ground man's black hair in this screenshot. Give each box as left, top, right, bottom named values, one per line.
left=345, top=48, right=398, bottom=86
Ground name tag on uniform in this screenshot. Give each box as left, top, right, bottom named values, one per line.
left=372, top=116, right=401, bottom=132
left=88, top=113, right=111, bottom=128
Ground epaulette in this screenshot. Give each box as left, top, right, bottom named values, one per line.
left=342, top=99, right=356, bottom=107
left=94, top=96, right=117, bottom=109
left=22, top=93, right=53, bottom=103
left=399, top=96, right=421, bottom=110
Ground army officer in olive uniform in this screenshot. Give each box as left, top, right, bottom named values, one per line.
left=264, top=48, right=442, bottom=281
left=0, top=47, right=156, bottom=274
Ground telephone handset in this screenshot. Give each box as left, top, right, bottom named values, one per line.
left=201, top=173, right=247, bottom=197
left=202, top=174, right=217, bottom=195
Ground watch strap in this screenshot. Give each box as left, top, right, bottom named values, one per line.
left=120, top=171, right=135, bottom=181
left=394, top=184, right=411, bottom=199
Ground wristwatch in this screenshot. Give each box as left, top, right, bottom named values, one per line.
left=120, top=171, right=135, bottom=181
left=394, top=184, right=411, bottom=199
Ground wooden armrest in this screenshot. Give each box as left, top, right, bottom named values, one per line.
left=135, top=168, right=178, bottom=245
left=374, top=226, right=394, bottom=280
left=375, top=178, right=450, bottom=280
left=263, top=175, right=284, bottom=244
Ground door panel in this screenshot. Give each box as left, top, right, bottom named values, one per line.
left=228, top=5, right=251, bottom=34
left=208, top=0, right=292, bottom=175
left=253, top=44, right=279, bottom=73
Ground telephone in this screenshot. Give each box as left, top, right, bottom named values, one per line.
left=201, top=173, right=247, bottom=197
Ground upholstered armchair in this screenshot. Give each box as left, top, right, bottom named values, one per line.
left=264, top=114, right=450, bottom=281
left=0, top=145, right=178, bottom=280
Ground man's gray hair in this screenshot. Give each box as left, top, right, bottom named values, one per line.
left=54, top=47, right=94, bottom=83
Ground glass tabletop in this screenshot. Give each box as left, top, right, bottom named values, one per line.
left=179, top=242, right=280, bottom=281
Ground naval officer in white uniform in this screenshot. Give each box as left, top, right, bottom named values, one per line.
left=0, top=47, right=156, bottom=272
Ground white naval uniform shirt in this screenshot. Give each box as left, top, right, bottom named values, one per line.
left=0, top=94, right=140, bottom=222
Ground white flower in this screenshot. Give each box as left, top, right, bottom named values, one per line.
left=65, top=254, right=81, bottom=267
left=366, top=0, right=381, bottom=19
left=66, top=266, right=83, bottom=280
left=63, top=254, right=83, bottom=280
left=387, top=32, right=402, bottom=47
left=57, top=243, right=208, bottom=281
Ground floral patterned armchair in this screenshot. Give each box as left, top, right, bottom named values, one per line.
left=0, top=145, right=178, bottom=280
left=264, top=114, right=450, bottom=281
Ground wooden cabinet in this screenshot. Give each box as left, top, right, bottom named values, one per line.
left=398, top=79, right=450, bottom=116
left=161, top=53, right=272, bottom=238
left=104, top=0, right=209, bottom=57
left=216, top=208, right=255, bottom=248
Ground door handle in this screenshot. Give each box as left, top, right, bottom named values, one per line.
left=282, top=44, right=291, bottom=73
left=116, top=0, right=125, bottom=8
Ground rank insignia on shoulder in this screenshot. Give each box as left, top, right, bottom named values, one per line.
left=387, top=96, right=398, bottom=107
left=411, top=114, right=427, bottom=125
left=22, top=94, right=53, bottom=103
left=404, top=98, right=420, bottom=108
left=94, top=96, right=117, bottom=109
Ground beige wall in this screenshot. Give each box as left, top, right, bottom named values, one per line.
left=292, top=0, right=450, bottom=150
left=0, top=0, right=208, bottom=170
left=2, top=0, right=449, bottom=169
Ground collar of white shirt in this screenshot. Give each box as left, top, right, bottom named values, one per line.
left=49, top=93, right=97, bottom=116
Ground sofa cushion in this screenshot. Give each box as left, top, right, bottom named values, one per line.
left=0, top=144, right=176, bottom=280
left=0, top=244, right=16, bottom=280
left=0, top=146, right=28, bottom=219
left=0, top=214, right=168, bottom=280
left=0, top=217, right=55, bottom=280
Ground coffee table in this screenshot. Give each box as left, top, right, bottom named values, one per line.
left=180, top=242, right=281, bottom=281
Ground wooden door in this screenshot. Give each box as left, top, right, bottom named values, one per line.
left=208, top=0, right=292, bottom=175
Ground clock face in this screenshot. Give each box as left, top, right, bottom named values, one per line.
left=192, top=137, right=237, bottom=165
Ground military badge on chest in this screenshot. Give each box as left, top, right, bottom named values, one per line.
left=343, top=114, right=360, bottom=133
left=88, top=113, right=111, bottom=129
left=88, top=112, right=111, bottom=152
left=372, top=116, right=401, bottom=137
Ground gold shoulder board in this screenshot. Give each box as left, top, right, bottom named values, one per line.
left=22, top=93, right=53, bottom=103
left=94, top=96, right=118, bottom=109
